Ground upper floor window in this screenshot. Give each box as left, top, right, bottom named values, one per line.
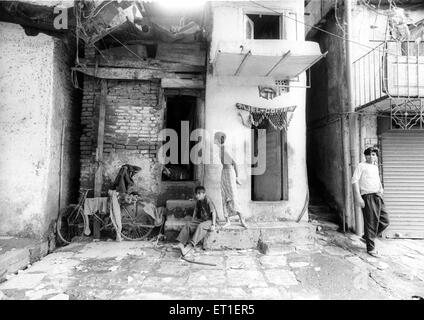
left=245, top=12, right=297, bottom=40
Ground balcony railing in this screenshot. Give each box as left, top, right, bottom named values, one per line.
left=353, top=41, right=424, bottom=109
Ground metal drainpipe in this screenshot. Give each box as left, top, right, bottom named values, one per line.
left=345, top=0, right=363, bottom=235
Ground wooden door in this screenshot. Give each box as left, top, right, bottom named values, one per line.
left=252, top=120, right=283, bottom=201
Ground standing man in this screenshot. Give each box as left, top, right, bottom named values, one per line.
left=177, top=186, right=217, bottom=256
left=352, top=147, right=389, bottom=257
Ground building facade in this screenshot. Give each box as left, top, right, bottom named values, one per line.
left=0, top=0, right=325, bottom=241
left=306, top=0, right=424, bottom=238
left=204, top=0, right=324, bottom=222
left=77, top=0, right=325, bottom=225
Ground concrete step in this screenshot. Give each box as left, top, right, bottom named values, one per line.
left=310, top=219, right=340, bottom=232
left=0, top=237, right=52, bottom=282
left=166, top=199, right=195, bottom=210
left=157, top=181, right=199, bottom=207
left=308, top=204, right=332, bottom=213
left=163, top=214, right=192, bottom=241
left=308, top=203, right=339, bottom=225
left=203, top=222, right=316, bottom=250
left=165, top=199, right=195, bottom=219
left=164, top=217, right=316, bottom=250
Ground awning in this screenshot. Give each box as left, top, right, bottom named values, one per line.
left=213, top=40, right=326, bottom=79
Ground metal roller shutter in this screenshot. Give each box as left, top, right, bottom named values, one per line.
left=382, top=131, right=424, bottom=238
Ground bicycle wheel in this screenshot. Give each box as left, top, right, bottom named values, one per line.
left=56, top=205, right=87, bottom=245
left=120, top=205, right=155, bottom=241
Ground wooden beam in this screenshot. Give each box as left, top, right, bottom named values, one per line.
left=79, top=57, right=205, bottom=73
left=93, top=79, right=107, bottom=239
left=0, top=2, right=76, bottom=37
left=164, top=89, right=203, bottom=97
left=161, top=78, right=204, bottom=89
left=94, top=79, right=107, bottom=197
left=156, top=42, right=206, bottom=66
left=74, top=66, right=173, bottom=80
left=74, top=66, right=204, bottom=81
left=120, top=40, right=158, bottom=46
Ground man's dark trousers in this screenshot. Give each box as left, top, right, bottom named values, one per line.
left=361, top=193, right=390, bottom=252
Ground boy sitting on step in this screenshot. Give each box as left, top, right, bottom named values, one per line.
left=177, top=186, right=217, bottom=256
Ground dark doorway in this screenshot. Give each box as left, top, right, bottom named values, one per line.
left=252, top=119, right=288, bottom=201
left=162, top=95, right=197, bottom=181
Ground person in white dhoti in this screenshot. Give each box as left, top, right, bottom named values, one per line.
left=214, top=131, right=247, bottom=229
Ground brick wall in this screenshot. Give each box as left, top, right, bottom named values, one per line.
left=79, top=70, right=164, bottom=201
left=104, top=80, right=161, bottom=154
left=79, top=75, right=97, bottom=190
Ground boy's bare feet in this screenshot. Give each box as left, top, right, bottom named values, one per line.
left=238, top=213, right=248, bottom=229
left=221, top=219, right=231, bottom=228
left=240, top=219, right=248, bottom=229
left=180, top=243, right=194, bottom=256
left=177, top=243, right=185, bottom=253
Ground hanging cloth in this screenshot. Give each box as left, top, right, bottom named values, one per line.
left=236, top=103, right=297, bottom=131
left=113, top=164, right=141, bottom=194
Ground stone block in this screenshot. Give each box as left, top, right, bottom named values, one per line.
left=164, top=215, right=191, bottom=232
left=28, top=241, right=49, bottom=264
left=0, top=248, right=30, bottom=280
left=264, top=269, right=298, bottom=286
left=227, top=270, right=267, bottom=287
left=259, top=222, right=316, bottom=245
left=203, top=227, right=260, bottom=250
left=166, top=199, right=195, bottom=210
left=203, top=222, right=316, bottom=250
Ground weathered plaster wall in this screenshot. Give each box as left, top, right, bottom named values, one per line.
left=205, top=1, right=309, bottom=222
left=48, top=39, right=81, bottom=216
left=209, top=0, right=304, bottom=57
left=0, top=22, right=79, bottom=239
left=204, top=77, right=309, bottom=222
left=304, top=0, right=335, bottom=36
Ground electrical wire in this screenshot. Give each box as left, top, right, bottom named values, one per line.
left=360, top=0, right=393, bottom=17
left=334, top=0, right=346, bottom=35
left=249, top=0, right=377, bottom=51
left=105, top=32, right=147, bottom=62
left=248, top=0, right=406, bottom=59
left=83, top=0, right=114, bottom=19
left=93, top=9, right=148, bottom=62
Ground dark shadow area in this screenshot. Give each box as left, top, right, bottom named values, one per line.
left=162, top=95, right=197, bottom=181
left=246, top=14, right=280, bottom=39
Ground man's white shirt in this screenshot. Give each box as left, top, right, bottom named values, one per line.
left=351, top=162, right=383, bottom=195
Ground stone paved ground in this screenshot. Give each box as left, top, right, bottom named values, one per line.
left=0, top=229, right=424, bottom=300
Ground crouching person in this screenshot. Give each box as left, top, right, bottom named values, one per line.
left=177, top=186, right=217, bottom=256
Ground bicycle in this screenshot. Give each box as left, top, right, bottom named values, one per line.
left=56, top=188, right=91, bottom=245
left=56, top=189, right=158, bottom=244
left=119, top=201, right=157, bottom=241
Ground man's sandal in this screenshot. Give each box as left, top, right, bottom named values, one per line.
left=367, top=250, right=381, bottom=258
